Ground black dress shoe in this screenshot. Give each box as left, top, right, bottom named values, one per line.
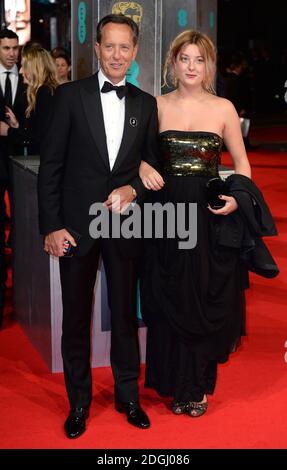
left=115, top=401, right=150, bottom=429
left=64, top=407, right=89, bottom=439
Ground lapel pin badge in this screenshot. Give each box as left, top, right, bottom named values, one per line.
left=129, top=117, right=137, bottom=127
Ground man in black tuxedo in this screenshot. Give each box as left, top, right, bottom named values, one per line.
left=38, top=14, right=159, bottom=438
left=0, top=29, right=27, bottom=328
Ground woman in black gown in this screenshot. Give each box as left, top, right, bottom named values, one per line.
left=139, top=30, right=251, bottom=417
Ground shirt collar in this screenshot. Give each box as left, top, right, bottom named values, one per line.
left=0, top=63, right=19, bottom=76
left=98, top=68, right=126, bottom=91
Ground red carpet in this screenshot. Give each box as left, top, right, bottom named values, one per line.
left=0, top=144, right=287, bottom=449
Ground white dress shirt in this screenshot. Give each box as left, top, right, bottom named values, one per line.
left=98, top=69, right=125, bottom=171
left=0, top=63, right=19, bottom=106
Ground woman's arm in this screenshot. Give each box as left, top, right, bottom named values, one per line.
left=222, top=99, right=251, bottom=178
left=139, top=160, right=164, bottom=190
left=139, top=95, right=165, bottom=191
left=208, top=99, right=251, bottom=216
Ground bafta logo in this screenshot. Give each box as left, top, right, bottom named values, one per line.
left=112, top=2, right=144, bottom=28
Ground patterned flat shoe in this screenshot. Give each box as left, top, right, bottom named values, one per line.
left=187, top=400, right=208, bottom=417
left=171, top=400, right=190, bottom=415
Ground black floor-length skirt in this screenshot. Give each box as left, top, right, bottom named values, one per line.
left=140, top=175, right=246, bottom=402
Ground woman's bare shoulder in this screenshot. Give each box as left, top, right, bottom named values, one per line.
left=156, top=91, right=176, bottom=104
left=210, top=95, right=236, bottom=112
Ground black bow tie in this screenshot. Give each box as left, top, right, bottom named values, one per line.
left=101, top=81, right=128, bottom=99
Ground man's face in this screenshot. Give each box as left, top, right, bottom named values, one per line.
left=95, top=22, right=138, bottom=84
left=0, top=38, right=19, bottom=69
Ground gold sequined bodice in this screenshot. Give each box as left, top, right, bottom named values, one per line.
left=160, top=130, right=223, bottom=177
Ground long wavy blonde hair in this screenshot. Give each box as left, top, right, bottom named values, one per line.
left=21, top=46, right=59, bottom=117
left=163, top=30, right=217, bottom=94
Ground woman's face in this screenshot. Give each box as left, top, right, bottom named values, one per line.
left=173, top=43, right=206, bottom=89
left=55, top=57, right=70, bottom=81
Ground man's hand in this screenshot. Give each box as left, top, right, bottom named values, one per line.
left=104, top=185, right=136, bottom=214
left=44, top=229, right=77, bottom=257
left=5, top=106, right=19, bottom=128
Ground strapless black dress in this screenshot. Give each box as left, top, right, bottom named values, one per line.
left=140, top=131, right=246, bottom=402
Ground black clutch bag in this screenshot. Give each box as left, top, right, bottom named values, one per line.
left=205, top=177, right=227, bottom=209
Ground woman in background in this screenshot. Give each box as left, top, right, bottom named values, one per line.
left=52, top=49, right=71, bottom=84
left=1, top=46, right=59, bottom=154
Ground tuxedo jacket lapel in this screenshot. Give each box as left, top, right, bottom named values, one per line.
left=80, top=75, right=141, bottom=173
left=0, top=73, right=27, bottom=126
left=80, top=74, right=110, bottom=170
left=112, top=85, right=141, bottom=173
left=0, top=74, right=24, bottom=105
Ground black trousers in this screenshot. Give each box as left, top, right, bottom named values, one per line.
left=59, top=239, right=140, bottom=409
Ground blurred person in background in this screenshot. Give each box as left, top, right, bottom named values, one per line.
left=1, top=46, right=59, bottom=155
left=51, top=49, right=71, bottom=84
left=0, top=28, right=27, bottom=328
